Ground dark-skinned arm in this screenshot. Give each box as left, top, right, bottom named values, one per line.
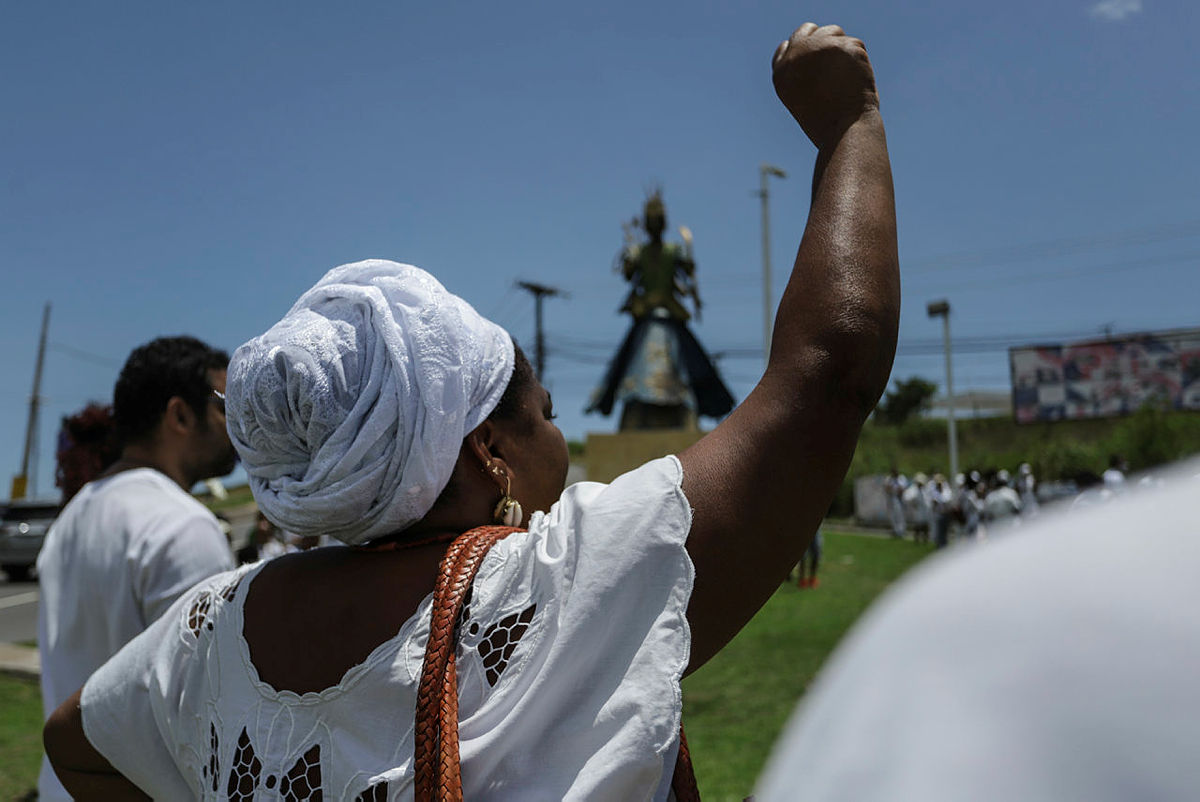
left=43, top=688, right=150, bottom=801
left=680, top=23, right=899, bottom=672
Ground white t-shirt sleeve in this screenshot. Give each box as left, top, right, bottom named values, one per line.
left=133, top=508, right=234, bottom=625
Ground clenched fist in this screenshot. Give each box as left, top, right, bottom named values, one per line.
left=772, top=23, right=879, bottom=150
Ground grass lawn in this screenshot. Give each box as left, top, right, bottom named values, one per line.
left=682, top=530, right=935, bottom=801
left=0, top=529, right=933, bottom=800
left=0, top=672, right=42, bottom=801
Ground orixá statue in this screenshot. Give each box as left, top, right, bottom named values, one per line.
left=587, top=190, right=735, bottom=430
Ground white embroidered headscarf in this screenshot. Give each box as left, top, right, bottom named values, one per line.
left=225, top=260, right=515, bottom=545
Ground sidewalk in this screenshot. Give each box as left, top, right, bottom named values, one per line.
left=0, top=640, right=39, bottom=679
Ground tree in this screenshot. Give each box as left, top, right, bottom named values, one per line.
left=875, top=377, right=938, bottom=425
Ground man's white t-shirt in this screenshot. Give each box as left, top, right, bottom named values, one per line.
left=37, top=468, right=234, bottom=802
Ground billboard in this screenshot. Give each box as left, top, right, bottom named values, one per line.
left=1010, top=327, right=1200, bottom=423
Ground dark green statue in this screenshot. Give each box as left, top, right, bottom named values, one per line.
left=618, top=191, right=702, bottom=323
left=588, top=190, right=734, bottom=429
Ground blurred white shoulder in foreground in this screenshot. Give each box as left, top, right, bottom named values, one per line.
left=757, top=458, right=1200, bottom=802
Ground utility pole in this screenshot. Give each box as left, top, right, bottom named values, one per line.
left=758, top=163, right=787, bottom=368
left=516, top=281, right=565, bottom=382
left=926, top=299, right=958, bottom=479
left=13, top=303, right=51, bottom=500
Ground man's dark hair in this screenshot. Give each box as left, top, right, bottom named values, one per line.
left=113, top=336, right=229, bottom=445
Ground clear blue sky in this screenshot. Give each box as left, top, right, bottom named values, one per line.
left=3, top=1, right=1197, bottom=499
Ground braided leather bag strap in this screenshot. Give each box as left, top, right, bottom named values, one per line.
left=413, top=524, right=700, bottom=801
left=415, top=525, right=521, bottom=802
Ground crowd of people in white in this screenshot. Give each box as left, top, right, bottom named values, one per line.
left=881, top=459, right=1130, bottom=547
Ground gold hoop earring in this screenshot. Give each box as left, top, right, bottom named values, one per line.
left=492, top=471, right=523, bottom=527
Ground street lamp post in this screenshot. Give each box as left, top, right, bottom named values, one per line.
left=926, top=299, right=959, bottom=478
left=758, top=163, right=787, bottom=368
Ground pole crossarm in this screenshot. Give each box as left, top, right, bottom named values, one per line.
left=516, top=282, right=567, bottom=382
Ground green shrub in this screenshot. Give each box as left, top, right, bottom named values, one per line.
left=848, top=409, right=1200, bottom=482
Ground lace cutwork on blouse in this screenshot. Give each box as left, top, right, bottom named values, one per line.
left=479, top=604, right=537, bottom=687
left=227, top=728, right=263, bottom=800
left=194, top=570, right=541, bottom=799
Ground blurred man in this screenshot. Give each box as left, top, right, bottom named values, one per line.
left=757, top=460, right=1200, bottom=802
left=36, top=336, right=236, bottom=802
left=1016, top=463, right=1039, bottom=517
left=1103, top=454, right=1128, bottom=489
left=926, top=474, right=954, bottom=548
left=903, top=473, right=932, bottom=544
left=984, top=470, right=1022, bottom=526
left=884, top=468, right=908, bottom=538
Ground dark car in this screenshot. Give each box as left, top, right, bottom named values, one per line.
left=0, top=500, right=60, bottom=581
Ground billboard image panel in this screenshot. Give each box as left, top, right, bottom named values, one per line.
left=1011, top=328, right=1200, bottom=423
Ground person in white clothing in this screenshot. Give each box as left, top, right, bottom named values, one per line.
left=36, top=335, right=237, bottom=802
left=960, top=480, right=986, bottom=541
left=983, top=470, right=1022, bottom=527
left=902, top=473, right=931, bottom=544
left=1016, top=462, right=1039, bottom=516
left=45, top=23, right=899, bottom=801
left=884, top=469, right=908, bottom=538
left=1103, top=454, right=1128, bottom=489
left=755, top=460, right=1200, bottom=802
left=926, top=474, right=954, bottom=548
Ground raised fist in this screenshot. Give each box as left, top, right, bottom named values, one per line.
left=772, top=24, right=879, bottom=150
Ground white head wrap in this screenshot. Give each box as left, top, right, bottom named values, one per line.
left=225, top=260, right=515, bottom=545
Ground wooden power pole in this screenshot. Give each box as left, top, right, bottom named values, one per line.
left=515, top=281, right=565, bottom=382
left=13, top=303, right=50, bottom=500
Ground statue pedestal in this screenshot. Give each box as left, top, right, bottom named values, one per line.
left=585, top=428, right=705, bottom=484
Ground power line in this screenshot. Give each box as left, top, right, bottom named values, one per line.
left=48, top=341, right=123, bottom=369
left=904, top=250, right=1199, bottom=290
left=686, top=219, right=1200, bottom=291
left=902, top=219, right=1200, bottom=274
left=544, top=326, right=1140, bottom=364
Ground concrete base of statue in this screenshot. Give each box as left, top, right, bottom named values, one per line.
left=585, top=427, right=705, bottom=483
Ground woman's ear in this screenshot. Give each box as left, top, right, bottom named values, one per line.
left=465, top=420, right=512, bottom=489
left=465, top=420, right=496, bottom=471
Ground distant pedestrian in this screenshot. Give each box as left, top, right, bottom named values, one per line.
left=984, top=470, right=1023, bottom=526
left=797, top=529, right=824, bottom=589
left=961, top=481, right=987, bottom=540
left=53, top=403, right=120, bottom=505
left=1103, top=454, right=1127, bottom=489
left=884, top=468, right=908, bottom=538
left=927, top=474, right=954, bottom=549
left=36, top=336, right=237, bottom=802
left=236, top=511, right=288, bottom=564
left=903, top=473, right=932, bottom=544
left=1017, top=463, right=1039, bottom=517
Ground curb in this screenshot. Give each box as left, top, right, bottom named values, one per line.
left=0, top=642, right=40, bottom=679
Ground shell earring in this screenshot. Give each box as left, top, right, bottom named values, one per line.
left=489, top=463, right=523, bottom=526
